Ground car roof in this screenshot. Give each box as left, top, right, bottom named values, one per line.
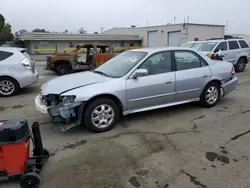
left=130, top=47, right=199, bottom=53
left=0, top=47, right=26, bottom=53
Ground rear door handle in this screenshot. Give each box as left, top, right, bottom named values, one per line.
left=203, top=75, right=208, bottom=78
left=165, top=81, right=172, bottom=84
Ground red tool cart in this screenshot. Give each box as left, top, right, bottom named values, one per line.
left=0, top=120, right=49, bottom=188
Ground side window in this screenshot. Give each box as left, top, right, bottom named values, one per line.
left=139, top=51, right=172, bottom=75
left=174, top=51, right=201, bottom=71
left=0, top=51, right=13, bottom=61
left=238, top=40, right=249, bottom=48
left=214, top=42, right=228, bottom=52
left=201, top=58, right=208, bottom=67
left=229, top=41, right=239, bottom=50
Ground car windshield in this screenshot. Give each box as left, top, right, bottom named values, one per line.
left=191, top=42, right=217, bottom=51
left=181, top=43, right=196, bottom=48
left=94, top=51, right=148, bottom=78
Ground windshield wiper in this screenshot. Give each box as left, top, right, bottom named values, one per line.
left=92, top=70, right=109, bottom=77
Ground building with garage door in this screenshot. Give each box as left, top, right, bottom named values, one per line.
left=102, top=23, right=225, bottom=47
left=17, top=32, right=142, bottom=54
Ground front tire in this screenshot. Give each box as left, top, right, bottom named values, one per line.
left=83, top=98, right=120, bottom=133
left=200, top=82, right=220, bottom=108
left=235, top=57, right=247, bottom=72
left=0, top=77, right=20, bottom=97
left=56, top=64, right=72, bottom=76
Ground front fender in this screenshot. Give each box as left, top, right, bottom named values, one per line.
left=61, top=80, right=127, bottom=110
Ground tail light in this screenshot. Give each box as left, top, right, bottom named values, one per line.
left=20, top=58, right=32, bottom=70
left=231, top=66, right=235, bottom=75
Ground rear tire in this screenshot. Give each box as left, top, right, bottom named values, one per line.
left=0, top=77, right=20, bottom=97
left=235, top=57, right=246, bottom=72
left=83, top=98, right=120, bottom=133
left=200, top=82, right=220, bottom=108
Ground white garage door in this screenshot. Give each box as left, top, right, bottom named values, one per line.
left=168, top=31, right=181, bottom=47
left=148, top=31, right=158, bottom=47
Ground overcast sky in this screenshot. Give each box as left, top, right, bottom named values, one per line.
left=1, top=0, right=250, bottom=34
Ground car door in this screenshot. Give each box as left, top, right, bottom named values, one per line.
left=227, top=40, right=240, bottom=64
left=174, top=50, right=212, bottom=102
left=213, top=41, right=230, bottom=61
left=126, top=51, right=175, bottom=111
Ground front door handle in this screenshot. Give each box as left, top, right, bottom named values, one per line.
left=203, top=75, right=208, bottom=78
left=165, top=81, right=172, bottom=84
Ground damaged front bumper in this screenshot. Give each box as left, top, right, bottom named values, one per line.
left=35, top=95, right=84, bottom=131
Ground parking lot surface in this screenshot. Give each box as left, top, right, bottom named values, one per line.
left=1, top=61, right=250, bottom=188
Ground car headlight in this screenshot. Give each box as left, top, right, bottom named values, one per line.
left=62, top=96, right=76, bottom=105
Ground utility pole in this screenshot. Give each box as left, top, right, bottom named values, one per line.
left=174, top=16, right=176, bottom=24
left=100, top=27, right=104, bottom=33
left=225, top=20, right=228, bottom=34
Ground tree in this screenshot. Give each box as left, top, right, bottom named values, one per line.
left=32, top=28, right=47, bottom=32
left=78, top=27, right=87, bottom=34
left=0, top=14, right=14, bottom=43
left=0, top=14, right=4, bottom=30
left=63, top=29, right=68, bottom=34
left=94, top=31, right=98, bottom=34
left=15, top=29, right=27, bottom=38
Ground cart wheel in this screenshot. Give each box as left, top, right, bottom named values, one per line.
left=43, top=148, right=50, bottom=159
left=20, top=172, right=41, bottom=188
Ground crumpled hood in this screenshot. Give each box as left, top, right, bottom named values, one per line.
left=41, top=71, right=110, bottom=95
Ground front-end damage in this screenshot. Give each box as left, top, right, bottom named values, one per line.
left=35, top=94, right=84, bottom=131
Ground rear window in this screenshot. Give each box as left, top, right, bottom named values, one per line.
left=21, top=50, right=32, bottom=61
left=229, top=41, right=239, bottom=50
left=0, top=51, right=13, bottom=61
left=238, top=40, right=249, bottom=48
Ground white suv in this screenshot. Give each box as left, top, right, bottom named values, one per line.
left=183, top=39, right=250, bottom=72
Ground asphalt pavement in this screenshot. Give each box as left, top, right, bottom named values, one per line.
left=1, top=61, right=250, bottom=188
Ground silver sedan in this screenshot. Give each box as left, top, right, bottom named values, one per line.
left=35, top=47, right=238, bottom=132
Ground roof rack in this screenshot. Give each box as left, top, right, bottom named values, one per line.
left=206, top=35, right=243, bottom=40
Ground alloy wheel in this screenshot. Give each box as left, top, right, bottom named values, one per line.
left=0, top=80, right=15, bottom=96
left=206, top=86, right=218, bottom=105
left=91, top=104, right=115, bottom=128
left=238, top=60, right=246, bottom=71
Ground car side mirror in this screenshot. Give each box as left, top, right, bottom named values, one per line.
left=133, top=69, right=148, bottom=79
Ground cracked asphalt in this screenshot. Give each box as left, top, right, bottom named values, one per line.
left=1, top=61, right=250, bottom=188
